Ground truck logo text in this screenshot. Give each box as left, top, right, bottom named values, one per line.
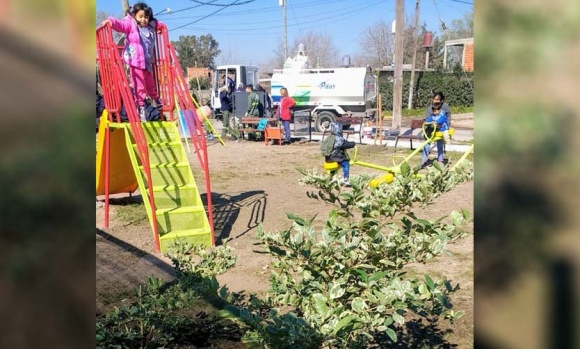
left=318, top=81, right=335, bottom=89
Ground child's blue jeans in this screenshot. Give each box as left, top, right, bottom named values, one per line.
left=330, top=160, right=350, bottom=179
left=340, top=160, right=350, bottom=179
left=422, top=140, right=445, bottom=163
left=282, top=120, right=291, bottom=142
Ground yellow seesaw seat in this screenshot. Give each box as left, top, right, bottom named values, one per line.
left=369, top=173, right=395, bottom=188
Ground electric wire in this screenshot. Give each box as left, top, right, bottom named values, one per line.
left=447, top=0, right=473, bottom=5
left=170, top=0, right=383, bottom=33
left=172, top=0, right=253, bottom=31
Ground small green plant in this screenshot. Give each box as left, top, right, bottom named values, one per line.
left=97, top=241, right=237, bottom=348
left=96, top=276, right=199, bottom=348
left=227, top=126, right=240, bottom=139
left=167, top=239, right=237, bottom=279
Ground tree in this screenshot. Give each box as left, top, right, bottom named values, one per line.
left=357, top=20, right=394, bottom=69
left=439, top=10, right=474, bottom=42
left=96, top=10, right=124, bottom=43
left=189, top=76, right=210, bottom=91
left=429, top=10, right=474, bottom=70
left=356, top=17, right=428, bottom=70
left=428, top=36, right=445, bottom=71
left=171, top=35, right=221, bottom=75
left=293, top=31, right=340, bottom=68
left=263, top=30, right=340, bottom=72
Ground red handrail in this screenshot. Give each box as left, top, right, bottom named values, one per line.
left=154, top=24, right=175, bottom=117
left=96, top=23, right=161, bottom=252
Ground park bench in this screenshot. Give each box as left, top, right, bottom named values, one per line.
left=238, top=117, right=278, bottom=141
left=321, top=116, right=365, bottom=144
left=394, top=119, right=425, bottom=150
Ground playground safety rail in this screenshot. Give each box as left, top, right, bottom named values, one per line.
left=96, top=23, right=161, bottom=252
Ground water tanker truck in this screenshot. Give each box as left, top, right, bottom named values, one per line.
left=271, top=47, right=377, bottom=132
left=210, top=47, right=377, bottom=132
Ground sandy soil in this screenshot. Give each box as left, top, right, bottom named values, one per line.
left=96, top=134, right=474, bottom=347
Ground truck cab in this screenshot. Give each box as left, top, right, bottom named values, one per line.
left=211, top=65, right=259, bottom=114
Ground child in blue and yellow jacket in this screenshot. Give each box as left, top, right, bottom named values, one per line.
left=421, top=106, right=449, bottom=166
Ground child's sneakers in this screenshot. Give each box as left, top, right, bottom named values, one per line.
left=149, top=98, right=163, bottom=109
left=138, top=105, right=147, bottom=122
left=342, top=178, right=351, bottom=187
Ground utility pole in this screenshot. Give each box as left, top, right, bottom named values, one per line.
left=392, top=0, right=404, bottom=130
left=280, top=0, right=287, bottom=62
left=407, top=0, right=420, bottom=109
left=121, top=0, right=129, bottom=13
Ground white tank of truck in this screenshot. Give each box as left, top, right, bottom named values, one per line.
left=271, top=48, right=377, bottom=132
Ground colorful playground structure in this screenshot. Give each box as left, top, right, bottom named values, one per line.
left=324, top=123, right=474, bottom=187
left=96, top=22, right=220, bottom=253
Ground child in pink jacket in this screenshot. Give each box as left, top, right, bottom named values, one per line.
left=277, top=87, right=296, bottom=144
left=103, top=2, right=162, bottom=121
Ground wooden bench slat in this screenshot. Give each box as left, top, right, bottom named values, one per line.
left=394, top=119, right=424, bottom=150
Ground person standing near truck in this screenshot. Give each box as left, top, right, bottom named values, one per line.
left=219, top=86, right=232, bottom=137
left=277, top=87, right=295, bottom=144
left=245, top=84, right=261, bottom=117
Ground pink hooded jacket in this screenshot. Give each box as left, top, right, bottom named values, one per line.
left=108, top=14, right=159, bottom=70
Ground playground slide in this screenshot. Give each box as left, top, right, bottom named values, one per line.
left=96, top=111, right=138, bottom=196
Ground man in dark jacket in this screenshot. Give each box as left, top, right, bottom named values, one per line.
left=325, top=122, right=356, bottom=186
left=219, top=86, right=232, bottom=137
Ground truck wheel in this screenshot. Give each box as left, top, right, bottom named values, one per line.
left=315, top=112, right=336, bottom=132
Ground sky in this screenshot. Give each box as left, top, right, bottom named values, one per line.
left=96, top=0, right=473, bottom=66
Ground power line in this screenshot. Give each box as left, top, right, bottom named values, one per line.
left=163, top=0, right=351, bottom=21
left=447, top=0, right=473, bottom=5
left=158, top=0, right=218, bottom=16
left=189, top=0, right=255, bottom=6
left=171, top=0, right=251, bottom=31
left=170, top=0, right=383, bottom=32
left=163, top=2, right=369, bottom=24
left=432, top=0, right=447, bottom=30
left=289, top=0, right=304, bottom=40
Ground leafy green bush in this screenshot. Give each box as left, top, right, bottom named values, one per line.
left=223, top=162, right=474, bottom=348
left=398, top=105, right=474, bottom=118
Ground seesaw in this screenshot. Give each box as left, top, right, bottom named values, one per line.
left=323, top=123, right=471, bottom=187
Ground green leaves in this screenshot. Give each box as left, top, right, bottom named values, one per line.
left=312, top=293, right=329, bottom=315
left=391, top=311, right=404, bottom=325
left=351, top=297, right=367, bottom=312
left=333, top=315, right=354, bottom=335
left=425, top=275, right=435, bottom=290
left=385, top=327, right=398, bottom=342
left=249, top=163, right=473, bottom=347
left=329, top=282, right=346, bottom=299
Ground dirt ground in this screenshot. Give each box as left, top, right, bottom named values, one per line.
left=96, top=132, right=474, bottom=347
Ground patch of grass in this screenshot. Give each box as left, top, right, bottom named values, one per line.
left=115, top=203, right=148, bottom=225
